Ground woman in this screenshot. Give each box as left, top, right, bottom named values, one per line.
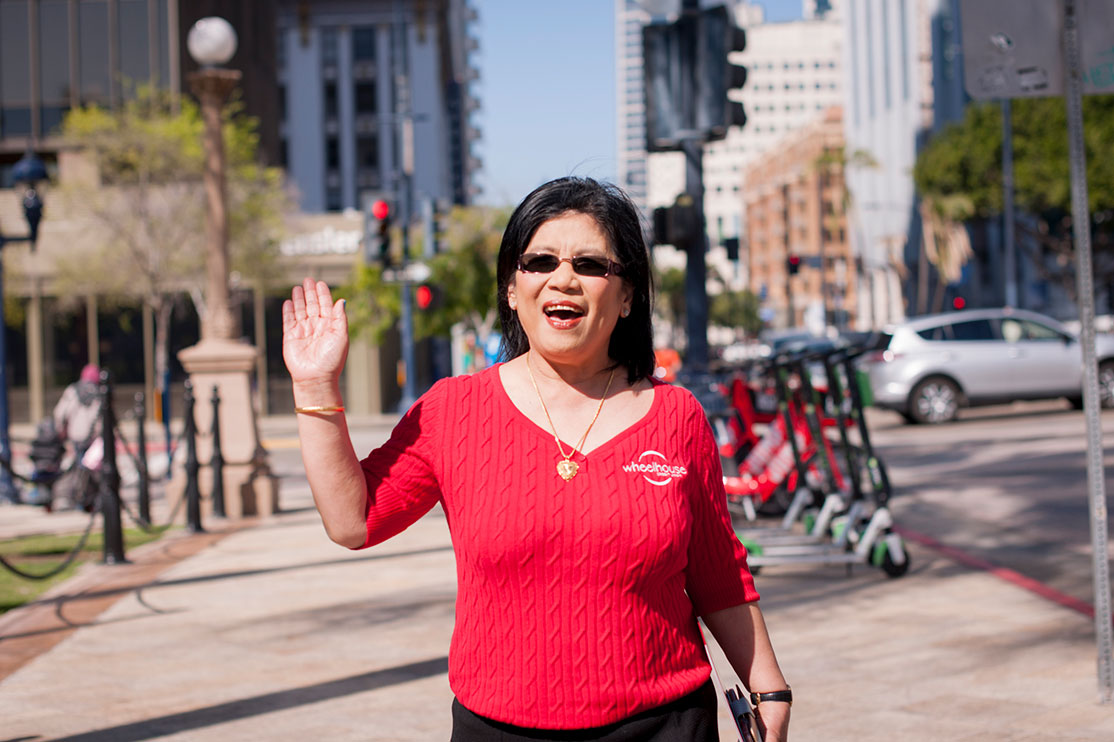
left=283, top=177, right=790, bottom=741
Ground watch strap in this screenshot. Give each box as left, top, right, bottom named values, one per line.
left=749, top=689, right=793, bottom=707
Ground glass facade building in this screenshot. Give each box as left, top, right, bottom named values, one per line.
left=0, top=0, right=174, bottom=184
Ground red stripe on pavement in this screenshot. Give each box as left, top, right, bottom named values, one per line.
left=894, top=524, right=1099, bottom=619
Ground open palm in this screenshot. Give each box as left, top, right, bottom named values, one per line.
left=282, top=278, right=349, bottom=385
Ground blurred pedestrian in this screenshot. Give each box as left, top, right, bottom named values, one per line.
left=51, top=364, right=102, bottom=511
left=283, top=177, right=790, bottom=741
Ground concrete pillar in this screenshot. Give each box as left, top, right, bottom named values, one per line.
left=178, top=340, right=279, bottom=518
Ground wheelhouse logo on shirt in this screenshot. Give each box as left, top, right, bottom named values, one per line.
left=623, top=450, right=688, bottom=486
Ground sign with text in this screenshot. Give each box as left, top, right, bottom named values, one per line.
left=960, top=0, right=1114, bottom=99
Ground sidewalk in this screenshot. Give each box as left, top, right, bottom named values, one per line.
left=0, top=416, right=1112, bottom=740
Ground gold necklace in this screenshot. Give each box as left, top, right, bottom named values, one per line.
left=526, top=352, right=617, bottom=482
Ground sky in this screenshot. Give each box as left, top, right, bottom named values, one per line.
left=473, top=0, right=805, bottom=206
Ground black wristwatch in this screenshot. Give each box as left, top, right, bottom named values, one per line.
left=750, top=688, right=793, bottom=707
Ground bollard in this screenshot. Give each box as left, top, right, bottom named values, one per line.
left=183, top=381, right=204, bottom=533
left=99, top=370, right=127, bottom=564
left=134, top=392, right=151, bottom=524
left=210, top=385, right=225, bottom=518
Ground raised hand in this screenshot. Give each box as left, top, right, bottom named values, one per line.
left=282, top=278, right=349, bottom=386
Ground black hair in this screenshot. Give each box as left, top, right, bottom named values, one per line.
left=496, top=176, right=656, bottom=385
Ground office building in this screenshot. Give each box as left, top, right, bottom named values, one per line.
left=841, top=0, right=966, bottom=327
left=744, top=106, right=856, bottom=329
left=0, top=0, right=481, bottom=421
left=275, top=0, right=481, bottom=212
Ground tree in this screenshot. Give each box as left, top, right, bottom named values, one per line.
left=56, top=86, right=290, bottom=390
left=653, top=265, right=687, bottom=350
left=342, top=205, right=510, bottom=346
left=914, top=95, right=1114, bottom=301
left=706, top=264, right=762, bottom=340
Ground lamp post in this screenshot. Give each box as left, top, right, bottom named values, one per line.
left=187, top=16, right=239, bottom=342
left=177, top=17, right=278, bottom=518
left=0, top=150, right=46, bottom=503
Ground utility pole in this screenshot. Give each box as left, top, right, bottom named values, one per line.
left=644, top=0, right=745, bottom=371
left=393, top=0, right=418, bottom=411
left=1002, top=98, right=1018, bottom=307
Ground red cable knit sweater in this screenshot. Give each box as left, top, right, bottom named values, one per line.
left=358, top=365, right=758, bottom=729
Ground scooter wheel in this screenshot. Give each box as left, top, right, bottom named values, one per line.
left=879, top=542, right=911, bottom=578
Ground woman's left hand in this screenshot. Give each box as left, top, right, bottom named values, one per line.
left=755, top=701, right=790, bottom=742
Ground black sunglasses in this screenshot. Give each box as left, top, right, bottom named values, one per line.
left=517, top=253, right=623, bottom=278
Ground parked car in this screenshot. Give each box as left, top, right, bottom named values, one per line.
left=861, top=307, right=1114, bottom=423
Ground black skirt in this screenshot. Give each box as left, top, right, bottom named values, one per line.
left=449, top=680, right=719, bottom=742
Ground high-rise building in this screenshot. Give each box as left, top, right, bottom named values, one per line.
left=744, top=106, right=856, bottom=329
left=615, top=0, right=650, bottom=218
left=841, top=0, right=966, bottom=328
left=634, top=2, right=843, bottom=292
left=275, top=0, right=480, bottom=212
left=703, top=6, right=842, bottom=247
left=0, top=0, right=481, bottom=420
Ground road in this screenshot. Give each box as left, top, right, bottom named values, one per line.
left=868, top=399, right=1114, bottom=609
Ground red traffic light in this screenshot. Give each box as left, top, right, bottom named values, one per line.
left=788, top=255, right=801, bottom=266
left=416, top=285, right=433, bottom=310
left=372, top=199, right=390, bottom=221
left=952, top=296, right=966, bottom=310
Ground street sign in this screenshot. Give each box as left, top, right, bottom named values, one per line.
left=958, top=0, right=1114, bottom=703
left=381, top=262, right=432, bottom=284
left=960, top=0, right=1114, bottom=99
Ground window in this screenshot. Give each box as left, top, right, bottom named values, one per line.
left=1021, top=320, right=1066, bottom=341
left=321, top=27, right=339, bottom=67
left=353, top=26, right=376, bottom=62
left=39, top=0, right=71, bottom=134
left=79, top=0, right=111, bottom=104
left=324, top=82, right=338, bottom=118
left=119, top=0, right=150, bottom=87
left=1, top=0, right=32, bottom=135
left=356, top=136, right=378, bottom=169
left=326, top=137, right=339, bottom=169
left=325, top=186, right=342, bottom=212
left=355, top=82, right=376, bottom=114
left=949, top=320, right=995, bottom=341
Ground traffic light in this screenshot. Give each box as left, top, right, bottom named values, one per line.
left=787, top=254, right=801, bottom=275
left=697, top=4, right=748, bottom=141
left=651, top=194, right=700, bottom=246
left=363, top=194, right=393, bottom=267
left=952, top=296, right=966, bottom=310
left=723, top=237, right=740, bottom=261
left=415, top=284, right=442, bottom=312
left=643, top=5, right=746, bottom=151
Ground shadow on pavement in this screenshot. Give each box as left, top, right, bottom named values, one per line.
left=42, top=655, right=450, bottom=742
left=0, top=545, right=453, bottom=643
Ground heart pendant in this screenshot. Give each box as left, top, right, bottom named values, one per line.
left=556, top=459, right=579, bottom=481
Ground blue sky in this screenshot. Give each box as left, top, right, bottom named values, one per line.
left=473, top=0, right=804, bottom=206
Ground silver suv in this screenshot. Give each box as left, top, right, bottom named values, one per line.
left=862, top=308, right=1114, bottom=423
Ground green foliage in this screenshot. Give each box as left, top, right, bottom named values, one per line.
left=707, top=265, right=762, bottom=337
left=338, top=263, right=401, bottom=345
left=0, top=527, right=169, bottom=614
left=710, top=285, right=762, bottom=337
left=415, top=205, right=509, bottom=339
left=57, top=85, right=291, bottom=305
left=914, top=95, right=1114, bottom=220
left=344, top=206, right=510, bottom=343
left=654, top=266, right=687, bottom=330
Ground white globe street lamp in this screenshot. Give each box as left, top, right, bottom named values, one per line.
left=178, top=17, right=278, bottom=519
left=187, top=16, right=238, bottom=67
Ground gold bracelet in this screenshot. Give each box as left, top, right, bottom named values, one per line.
left=294, top=405, right=346, bottom=414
